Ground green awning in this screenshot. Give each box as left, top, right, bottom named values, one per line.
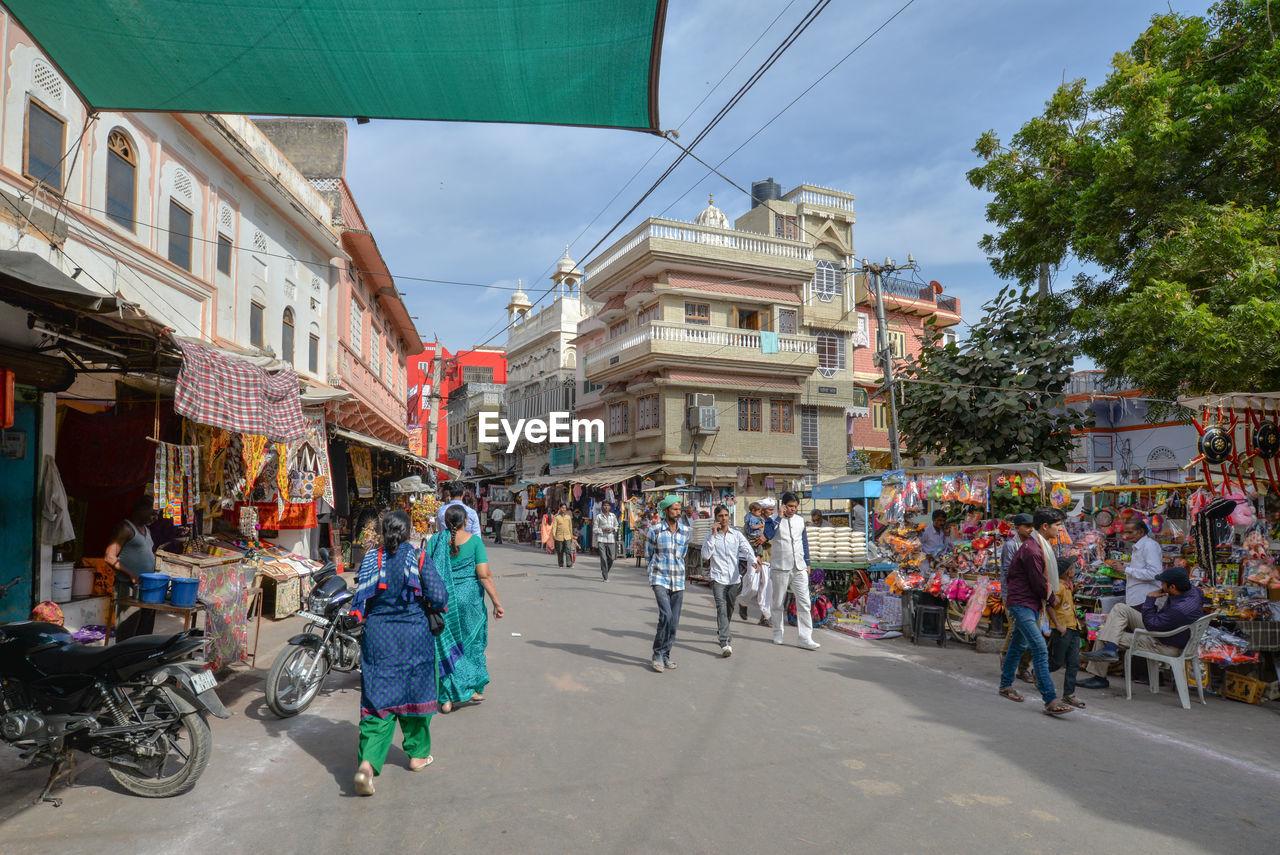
left=6, top=0, right=667, bottom=132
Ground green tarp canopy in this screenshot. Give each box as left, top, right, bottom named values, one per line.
left=5, top=0, right=667, bottom=132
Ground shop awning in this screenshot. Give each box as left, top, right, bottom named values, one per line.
left=7, top=1, right=668, bottom=133
left=571, top=463, right=665, bottom=486
left=332, top=425, right=459, bottom=478
left=901, top=462, right=1119, bottom=491
left=0, top=250, right=119, bottom=314
left=175, top=340, right=307, bottom=442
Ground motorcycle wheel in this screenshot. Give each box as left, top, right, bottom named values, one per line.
left=265, top=645, right=329, bottom=717
left=107, top=688, right=212, bottom=798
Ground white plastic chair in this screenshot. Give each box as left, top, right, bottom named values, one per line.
left=1124, top=612, right=1216, bottom=710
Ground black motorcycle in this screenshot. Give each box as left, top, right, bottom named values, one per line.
left=0, top=622, right=230, bottom=804
left=264, top=551, right=361, bottom=717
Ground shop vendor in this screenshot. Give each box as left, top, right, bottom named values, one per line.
left=1077, top=567, right=1204, bottom=690
left=919, top=509, right=951, bottom=567
left=1110, top=517, right=1164, bottom=603
left=105, top=496, right=159, bottom=641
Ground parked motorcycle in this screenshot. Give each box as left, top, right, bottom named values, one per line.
left=264, top=550, right=361, bottom=717
left=0, top=621, right=229, bottom=804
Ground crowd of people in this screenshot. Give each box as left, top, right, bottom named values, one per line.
left=348, top=482, right=1210, bottom=794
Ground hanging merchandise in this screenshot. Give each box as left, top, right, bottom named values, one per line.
left=349, top=445, right=373, bottom=498
left=968, top=476, right=988, bottom=506
left=1021, top=473, right=1041, bottom=496
left=1049, top=481, right=1071, bottom=508
left=242, top=434, right=270, bottom=495
left=902, top=478, right=922, bottom=512
left=153, top=441, right=200, bottom=526
left=275, top=443, right=290, bottom=505
left=238, top=504, right=260, bottom=540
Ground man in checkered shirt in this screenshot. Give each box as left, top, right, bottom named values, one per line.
left=647, top=494, right=691, bottom=673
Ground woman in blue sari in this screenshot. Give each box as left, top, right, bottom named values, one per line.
left=434, top=504, right=505, bottom=713
left=351, top=511, right=448, bottom=796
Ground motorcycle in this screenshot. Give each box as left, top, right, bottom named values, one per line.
left=264, top=550, right=361, bottom=717
left=0, top=621, right=230, bottom=804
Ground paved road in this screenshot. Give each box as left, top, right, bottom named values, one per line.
left=3, top=541, right=1278, bottom=855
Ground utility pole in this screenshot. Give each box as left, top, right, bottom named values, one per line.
left=425, top=347, right=445, bottom=467
left=858, top=255, right=919, bottom=472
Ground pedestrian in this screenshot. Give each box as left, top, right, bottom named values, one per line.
left=489, top=504, right=505, bottom=544
left=996, top=507, right=1074, bottom=716
left=810, top=510, right=832, bottom=528
left=351, top=511, right=450, bottom=796
left=748, top=498, right=777, bottom=627
left=851, top=498, right=867, bottom=534
left=553, top=503, right=574, bottom=567
left=104, top=496, right=159, bottom=641
left=999, top=513, right=1036, bottom=684
left=436, top=483, right=481, bottom=536
left=432, top=505, right=505, bottom=714
left=701, top=504, right=758, bottom=657
left=1047, top=560, right=1085, bottom=709
left=647, top=494, right=691, bottom=673
left=763, top=492, right=820, bottom=650
left=540, top=509, right=554, bottom=553
left=593, top=501, right=620, bottom=581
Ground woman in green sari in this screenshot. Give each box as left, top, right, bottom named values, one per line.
left=433, top=504, right=505, bottom=713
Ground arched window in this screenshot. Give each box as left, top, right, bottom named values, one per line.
left=106, top=129, right=136, bottom=229
left=281, top=307, right=295, bottom=365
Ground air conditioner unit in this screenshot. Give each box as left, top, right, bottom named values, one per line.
left=692, top=393, right=715, bottom=408
left=686, top=406, right=719, bottom=433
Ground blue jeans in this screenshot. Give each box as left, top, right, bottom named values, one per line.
left=652, top=585, right=684, bottom=661
left=1000, top=605, right=1056, bottom=704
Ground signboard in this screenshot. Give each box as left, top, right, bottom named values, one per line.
left=817, top=385, right=837, bottom=394
left=846, top=387, right=870, bottom=419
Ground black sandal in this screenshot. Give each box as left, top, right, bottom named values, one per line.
left=1063, top=695, right=1086, bottom=709
left=998, top=687, right=1024, bottom=703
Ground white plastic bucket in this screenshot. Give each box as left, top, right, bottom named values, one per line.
left=51, top=564, right=75, bottom=603
left=72, top=566, right=94, bottom=598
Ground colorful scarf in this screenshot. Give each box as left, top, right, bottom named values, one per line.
left=350, top=542, right=422, bottom=622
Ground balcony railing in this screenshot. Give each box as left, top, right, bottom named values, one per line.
left=1069, top=371, right=1127, bottom=395
left=783, top=185, right=857, bottom=213
left=868, top=274, right=959, bottom=314
left=584, top=321, right=816, bottom=366
left=586, top=218, right=813, bottom=282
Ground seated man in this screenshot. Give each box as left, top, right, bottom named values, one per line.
left=1077, top=567, right=1204, bottom=689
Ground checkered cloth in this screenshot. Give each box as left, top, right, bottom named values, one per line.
left=646, top=518, right=691, bottom=591
left=174, top=342, right=306, bottom=442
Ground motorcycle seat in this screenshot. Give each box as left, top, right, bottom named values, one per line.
left=29, top=632, right=187, bottom=675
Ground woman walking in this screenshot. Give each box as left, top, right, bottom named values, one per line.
left=351, top=511, right=449, bottom=796
left=433, top=505, right=505, bottom=714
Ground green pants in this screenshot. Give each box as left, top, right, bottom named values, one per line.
left=357, top=714, right=432, bottom=775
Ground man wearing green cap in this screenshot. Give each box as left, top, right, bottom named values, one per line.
left=647, top=493, right=692, bottom=673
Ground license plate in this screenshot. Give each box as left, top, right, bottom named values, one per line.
left=296, top=611, right=329, bottom=624
left=190, top=671, right=217, bottom=694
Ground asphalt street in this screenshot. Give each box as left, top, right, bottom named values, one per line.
left=2, top=540, right=1278, bottom=855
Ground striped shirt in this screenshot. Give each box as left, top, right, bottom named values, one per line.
left=646, top=518, right=691, bottom=591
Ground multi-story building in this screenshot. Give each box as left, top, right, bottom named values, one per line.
left=254, top=119, right=419, bottom=445
left=575, top=180, right=961, bottom=493
left=1066, top=370, right=1197, bottom=483
left=408, top=342, right=508, bottom=473
left=505, top=251, right=590, bottom=480
left=446, top=381, right=508, bottom=478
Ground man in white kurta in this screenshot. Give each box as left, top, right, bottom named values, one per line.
left=763, top=492, right=820, bottom=650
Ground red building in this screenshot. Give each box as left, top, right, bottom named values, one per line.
left=408, top=343, right=507, bottom=470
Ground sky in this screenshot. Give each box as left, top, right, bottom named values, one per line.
left=343, top=0, right=1209, bottom=351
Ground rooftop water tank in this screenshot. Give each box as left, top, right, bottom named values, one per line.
left=751, top=177, right=782, bottom=208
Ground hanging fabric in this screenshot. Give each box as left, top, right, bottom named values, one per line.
left=242, top=434, right=270, bottom=494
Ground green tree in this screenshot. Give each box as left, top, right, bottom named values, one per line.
left=967, top=0, right=1280, bottom=399
left=896, top=288, right=1087, bottom=467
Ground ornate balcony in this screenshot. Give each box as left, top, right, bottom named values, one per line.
left=583, top=320, right=818, bottom=383
left=854, top=273, right=961, bottom=322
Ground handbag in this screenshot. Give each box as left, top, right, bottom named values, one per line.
left=417, top=550, right=446, bottom=636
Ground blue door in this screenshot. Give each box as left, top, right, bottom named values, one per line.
left=0, top=392, right=39, bottom=623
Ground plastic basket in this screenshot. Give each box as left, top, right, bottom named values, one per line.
left=1223, top=671, right=1267, bottom=705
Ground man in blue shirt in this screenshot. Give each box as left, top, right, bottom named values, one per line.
left=647, top=494, right=691, bottom=673
left=436, top=483, right=481, bottom=536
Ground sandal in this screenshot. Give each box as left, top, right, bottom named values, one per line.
left=469, top=693, right=485, bottom=704
left=1043, top=699, right=1074, bottom=716
left=998, top=687, right=1024, bottom=703
left=1017, top=670, right=1035, bottom=684
left=409, top=755, right=434, bottom=772
left=1063, top=695, right=1086, bottom=709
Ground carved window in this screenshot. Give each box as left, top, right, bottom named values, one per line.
left=106, top=129, right=136, bottom=229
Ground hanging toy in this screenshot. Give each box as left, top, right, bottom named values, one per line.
left=1021, top=473, right=1041, bottom=496
left=1049, top=482, right=1071, bottom=509
left=1185, top=404, right=1239, bottom=494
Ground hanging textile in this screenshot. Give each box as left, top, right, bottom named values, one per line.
left=242, top=434, right=269, bottom=494
left=285, top=409, right=332, bottom=505
left=196, top=425, right=231, bottom=514
left=275, top=442, right=290, bottom=504
left=173, top=340, right=306, bottom=442
left=40, top=455, right=75, bottom=545
left=349, top=446, right=373, bottom=498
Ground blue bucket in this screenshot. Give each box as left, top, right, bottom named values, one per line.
left=138, top=573, right=170, bottom=604
left=169, top=577, right=200, bottom=608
